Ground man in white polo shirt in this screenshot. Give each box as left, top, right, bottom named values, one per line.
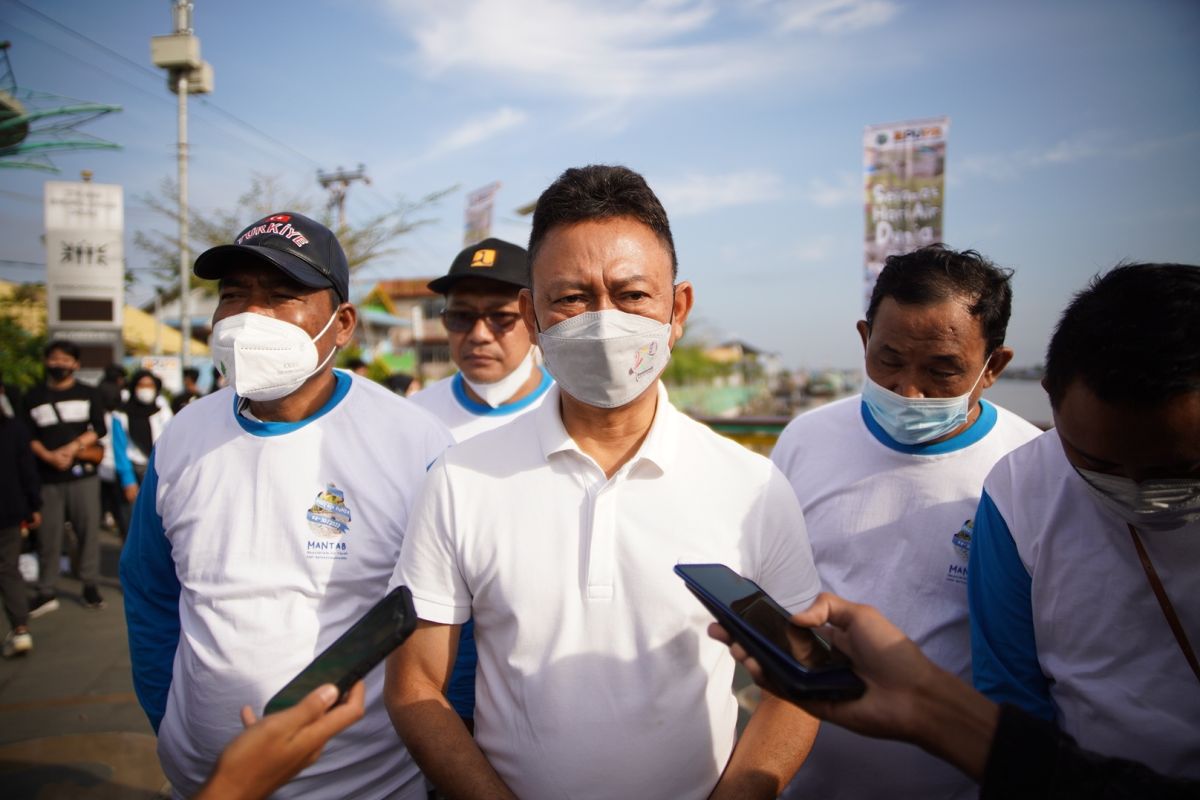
left=386, top=164, right=822, bottom=800
left=771, top=245, right=1040, bottom=800
left=970, top=262, right=1200, bottom=779
left=120, top=211, right=452, bottom=799
left=409, top=237, right=554, bottom=729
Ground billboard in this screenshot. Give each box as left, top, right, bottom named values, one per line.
left=862, top=117, right=948, bottom=310
left=44, top=180, right=125, bottom=335
left=464, top=182, right=501, bottom=246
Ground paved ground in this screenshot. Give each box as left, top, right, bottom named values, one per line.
left=0, top=529, right=169, bottom=799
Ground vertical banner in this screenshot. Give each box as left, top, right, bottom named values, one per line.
left=44, top=180, right=125, bottom=365
left=464, top=181, right=501, bottom=246
left=862, top=117, right=949, bottom=310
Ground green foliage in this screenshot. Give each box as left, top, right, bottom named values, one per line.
left=0, top=292, right=45, bottom=390
left=662, top=343, right=733, bottom=385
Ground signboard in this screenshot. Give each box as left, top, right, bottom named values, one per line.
left=137, top=355, right=184, bottom=396
left=44, top=181, right=125, bottom=333
left=862, top=117, right=948, bottom=309
left=463, top=181, right=501, bottom=246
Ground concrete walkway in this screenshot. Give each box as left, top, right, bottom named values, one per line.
left=0, top=530, right=169, bottom=799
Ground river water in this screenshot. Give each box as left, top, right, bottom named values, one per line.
left=982, top=379, right=1054, bottom=429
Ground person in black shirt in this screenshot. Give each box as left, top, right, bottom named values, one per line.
left=171, top=367, right=202, bottom=414
left=0, top=384, right=41, bottom=657
left=22, top=340, right=108, bottom=614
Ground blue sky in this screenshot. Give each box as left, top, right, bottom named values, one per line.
left=2, top=0, right=1198, bottom=368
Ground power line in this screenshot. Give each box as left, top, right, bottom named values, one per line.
left=5, top=0, right=323, bottom=168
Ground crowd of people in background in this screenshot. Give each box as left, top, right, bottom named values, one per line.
left=0, top=163, right=1196, bottom=800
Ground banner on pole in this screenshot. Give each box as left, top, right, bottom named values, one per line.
left=464, top=182, right=501, bottom=246
left=862, top=117, right=948, bottom=310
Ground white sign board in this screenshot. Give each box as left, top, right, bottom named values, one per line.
left=44, top=181, right=125, bottom=330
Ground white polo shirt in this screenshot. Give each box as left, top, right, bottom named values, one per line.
left=773, top=394, right=1039, bottom=800
left=393, top=383, right=821, bottom=800
left=408, top=367, right=553, bottom=443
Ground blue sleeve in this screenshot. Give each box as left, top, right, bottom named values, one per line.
left=118, top=452, right=181, bottom=732
left=968, top=490, right=1057, bottom=721
left=111, top=417, right=136, bottom=488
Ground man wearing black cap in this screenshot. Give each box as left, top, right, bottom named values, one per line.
left=410, top=238, right=554, bottom=443
left=120, top=211, right=452, bottom=800
left=408, top=238, right=554, bottom=732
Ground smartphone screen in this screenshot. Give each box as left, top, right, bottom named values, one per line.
left=680, top=564, right=849, bottom=672
left=265, top=585, right=416, bottom=715
left=676, top=563, right=864, bottom=700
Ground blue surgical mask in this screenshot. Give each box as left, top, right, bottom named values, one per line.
left=862, top=364, right=988, bottom=445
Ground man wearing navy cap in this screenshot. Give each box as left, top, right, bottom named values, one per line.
left=121, top=211, right=452, bottom=799
left=408, top=238, right=554, bottom=731
left=411, top=238, right=553, bottom=443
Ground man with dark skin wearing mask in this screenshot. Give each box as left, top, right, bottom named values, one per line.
left=120, top=211, right=451, bottom=800
left=24, top=340, right=107, bottom=614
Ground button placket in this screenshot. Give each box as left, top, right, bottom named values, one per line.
left=586, top=473, right=618, bottom=600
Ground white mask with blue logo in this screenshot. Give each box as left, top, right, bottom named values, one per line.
left=862, top=362, right=989, bottom=445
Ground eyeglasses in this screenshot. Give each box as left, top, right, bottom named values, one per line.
left=440, top=309, right=522, bottom=334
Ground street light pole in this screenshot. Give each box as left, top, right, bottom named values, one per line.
left=177, top=64, right=190, bottom=366
left=151, top=1, right=212, bottom=368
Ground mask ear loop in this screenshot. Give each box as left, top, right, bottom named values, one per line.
left=311, top=305, right=343, bottom=373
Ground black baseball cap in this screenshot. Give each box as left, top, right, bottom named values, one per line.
left=427, top=238, right=529, bottom=295
left=194, top=211, right=350, bottom=302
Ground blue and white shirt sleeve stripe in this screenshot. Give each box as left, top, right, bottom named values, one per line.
left=968, top=489, right=1057, bottom=721
left=118, top=450, right=181, bottom=732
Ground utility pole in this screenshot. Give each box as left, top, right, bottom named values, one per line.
left=151, top=1, right=212, bottom=367
left=317, top=164, right=370, bottom=229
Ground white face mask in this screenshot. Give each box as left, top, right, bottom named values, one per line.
left=1076, top=467, right=1200, bottom=532
left=134, top=387, right=158, bottom=405
left=861, top=363, right=988, bottom=445
left=462, top=347, right=536, bottom=408
left=210, top=310, right=339, bottom=402
left=538, top=309, right=672, bottom=409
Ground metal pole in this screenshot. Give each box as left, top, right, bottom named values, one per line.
left=154, top=290, right=163, bottom=355
left=178, top=69, right=190, bottom=366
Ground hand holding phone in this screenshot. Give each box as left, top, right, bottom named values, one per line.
left=675, top=563, right=865, bottom=702
left=264, top=586, right=416, bottom=716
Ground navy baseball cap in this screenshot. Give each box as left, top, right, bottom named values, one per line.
left=194, top=211, right=350, bottom=302
left=427, top=238, right=529, bottom=294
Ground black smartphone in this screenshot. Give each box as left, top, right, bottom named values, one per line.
left=264, top=585, right=417, bottom=715
left=675, top=563, right=865, bottom=702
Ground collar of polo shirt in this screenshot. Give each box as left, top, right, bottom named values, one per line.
left=534, top=384, right=679, bottom=475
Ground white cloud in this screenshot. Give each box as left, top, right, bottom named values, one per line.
left=956, top=129, right=1200, bottom=183
left=806, top=172, right=860, bottom=207
left=793, top=234, right=835, bottom=262
left=428, top=106, right=528, bottom=158
left=656, top=170, right=784, bottom=217
left=383, top=0, right=791, bottom=102
left=774, top=0, right=901, bottom=33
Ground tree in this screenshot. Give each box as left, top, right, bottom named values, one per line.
left=133, top=173, right=454, bottom=297
left=0, top=283, right=46, bottom=390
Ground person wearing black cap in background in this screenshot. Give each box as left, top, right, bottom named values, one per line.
left=411, top=238, right=553, bottom=441
left=120, top=211, right=452, bottom=799
left=408, top=237, right=555, bottom=732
